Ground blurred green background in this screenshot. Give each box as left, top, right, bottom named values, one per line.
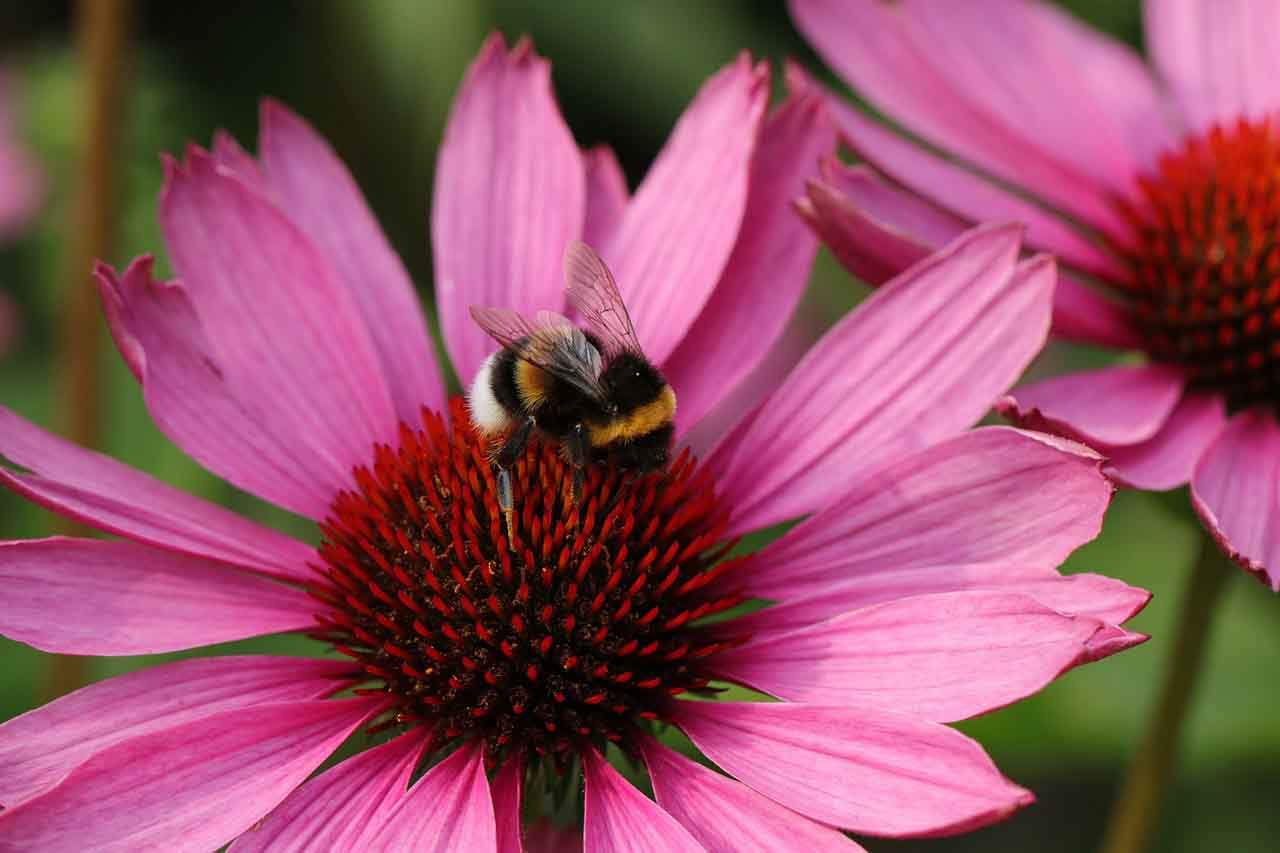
left=0, top=2, right=1277, bottom=851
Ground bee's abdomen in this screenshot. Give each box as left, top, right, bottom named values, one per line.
left=466, top=351, right=516, bottom=435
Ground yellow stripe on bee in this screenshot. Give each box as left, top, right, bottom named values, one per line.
left=514, top=359, right=553, bottom=409
left=588, top=386, right=676, bottom=445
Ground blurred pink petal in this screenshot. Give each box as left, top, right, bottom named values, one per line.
left=0, top=655, right=351, bottom=809
left=712, top=591, right=1127, bottom=723
left=796, top=172, right=931, bottom=287
left=432, top=33, right=585, bottom=381
left=0, top=403, right=314, bottom=582
left=366, top=743, right=496, bottom=852
left=582, top=145, right=628, bottom=249
left=258, top=100, right=445, bottom=421
left=0, top=72, right=44, bottom=239
left=491, top=755, right=525, bottom=853
left=211, top=129, right=264, bottom=183
left=601, top=54, right=768, bottom=363
left=640, top=738, right=865, bottom=852
left=733, top=427, right=1110, bottom=602
left=1191, top=409, right=1280, bottom=589
left=0, top=697, right=381, bottom=853
left=821, top=90, right=1129, bottom=281
left=732, top=570, right=1150, bottom=638
left=1106, top=391, right=1227, bottom=490
left=96, top=254, right=361, bottom=520
left=1145, top=0, right=1280, bottom=131
left=787, top=0, right=1168, bottom=234
left=230, top=729, right=427, bottom=853
left=581, top=746, right=703, bottom=853
left=0, top=538, right=313, bottom=655
left=799, top=161, right=1143, bottom=348
left=675, top=700, right=1033, bottom=838
left=998, top=363, right=1187, bottom=446
left=709, top=226, right=1051, bottom=535
left=665, top=87, right=835, bottom=435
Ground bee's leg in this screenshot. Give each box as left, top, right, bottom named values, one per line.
left=494, top=417, right=534, bottom=544
left=566, top=423, right=588, bottom=504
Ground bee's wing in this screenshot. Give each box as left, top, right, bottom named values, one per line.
left=469, top=305, right=609, bottom=404
left=563, top=241, right=645, bottom=359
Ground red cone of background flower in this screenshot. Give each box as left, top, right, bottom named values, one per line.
left=0, top=33, right=1148, bottom=851
left=789, top=0, right=1280, bottom=589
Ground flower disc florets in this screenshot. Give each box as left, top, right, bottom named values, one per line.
left=1120, top=118, right=1280, bottom=410
left=308, top=400, right=745, bottom=769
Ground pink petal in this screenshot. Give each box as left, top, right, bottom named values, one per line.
left=0, top=538, right=313, bottom=655
left=0, top=697, right=381, bottom=853
left=492, top=755, right=525, bottom=853
left=432, top=33, right=586, bottom=383
left=708, top=226, right=1052, bottom=535
left=787, top=0, right=1170, bottom=235
left=211, top=129, right=264, bottom=183
left=98, top=257, right=344, bottom=519
left=730, top=569, right=1150, bottom=638
left=0, top=655, right=352, bottom=809
left=680, top=300, right=824, bottom=457
left=664, top=88, right=836, bottom=435
left=601, top=54, right=769, bottom=364
left=230, top=729, right=427, bottom=853
left=790, top=60, right=1130, bottom=283
left=581, top=746, right=704, bottom=853
left=674, top=701, right=1033, bottom=838
left=1085, top=625, right=1151, bottom=661
left=161, top=148, right=399, bottom=467
left=733, top=426, right=1110, bottom=602
left=0, top=404, right=314, bottom=583
left=1191, top=408, right=1280, bottom=590
left=366, top=742, right=496, bottom=852
left=640, top=738, right=864, bottom=852
left=1106, top=391, right=1227, bottom=490
left=1145, top=0, right=1280, bottom=131
left=997, top=363, right=1187, bottom=447
left=800, top=160, right=1143, bottom=349
left=795, top=173, right=933, bottom=287
left=712, top=591, right=1124, bottom=723
left=257, top=100, right=444, bottom=422
left=582, top=145, right=628, bottom=249
left=1052, top=272, right=1144, bottom=350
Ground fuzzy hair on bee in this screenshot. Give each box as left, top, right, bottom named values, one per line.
left=467, top=242, right=676, bottom=535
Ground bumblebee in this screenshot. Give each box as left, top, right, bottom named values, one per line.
left=468, top=241, right=676, bottom=534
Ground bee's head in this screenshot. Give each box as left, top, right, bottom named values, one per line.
left=601, top=352, right=667, bottom=414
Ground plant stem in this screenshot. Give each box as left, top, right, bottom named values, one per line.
left=1099, top=533, right=1232, bottom=853
left=43, top=0, right=132, bottom=702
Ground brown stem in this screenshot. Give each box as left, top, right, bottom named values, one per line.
left=43, top=0, right=132, bottom=702
left=1098, top=533, right=1232, bottom=853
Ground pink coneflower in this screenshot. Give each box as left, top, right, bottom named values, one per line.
left=789, top=0, right=1280, bottom=589
left=0, top=34, right=1147, bottom=851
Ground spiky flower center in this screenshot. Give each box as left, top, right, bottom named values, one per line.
left=308, top=400, right=744, bottom=770
left=1119, top=118, right=1280, bottom=409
